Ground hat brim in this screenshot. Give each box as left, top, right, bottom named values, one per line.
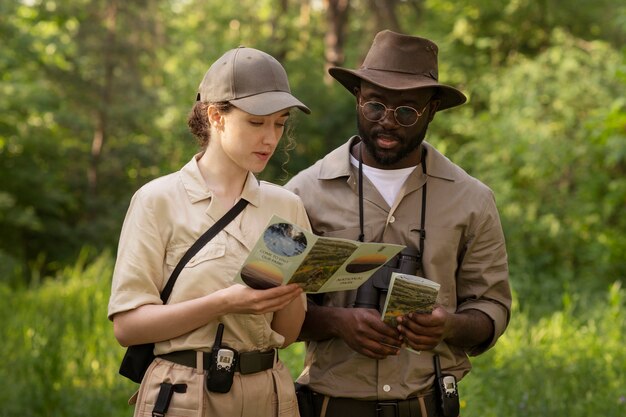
left=329, top=67, right=467, bottom=111
left=229, top=91, right=310, bottom=116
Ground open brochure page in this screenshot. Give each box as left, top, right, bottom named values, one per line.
left=235, top=215, right=404, bottom=293
left=381, top=272, right=441, bottom=328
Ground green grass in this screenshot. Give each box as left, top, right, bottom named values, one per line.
left=1, top=253, right=624, bottom=416
left=460, top=282, right=626, bottom=416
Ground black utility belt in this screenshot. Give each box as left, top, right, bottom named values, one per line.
left=159, top=348, right=276, bottom=375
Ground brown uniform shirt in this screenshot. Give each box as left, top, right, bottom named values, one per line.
left=285, top=138, right=512, bottom=400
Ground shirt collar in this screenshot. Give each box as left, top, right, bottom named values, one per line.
left=180, top=153, right=261, bottom=206
left=421, top=141, right=457, bottom=181
left=240, top=171, right=261, bottom=207
left=317, top=137, right=458, bottom=182
left=317, top=136, right=359, bottom=180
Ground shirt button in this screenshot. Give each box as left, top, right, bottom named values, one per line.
left=389, top=216, right=395, bottom=224
left=383, top=384, right=391, bottom=392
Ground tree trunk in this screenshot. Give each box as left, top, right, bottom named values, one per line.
left=88, top=0, right=118, bottom=199
left=367, top=0, right=401, bottom=33
left=323, top=0, right=350, bottom=85
left=269, top=0, right=289, bottom=62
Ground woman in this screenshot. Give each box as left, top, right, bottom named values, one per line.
left=108, top=47, right=311, bottom=417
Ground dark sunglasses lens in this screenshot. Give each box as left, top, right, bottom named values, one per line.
left=362, top=102, right=386, bottom=121
left=395, top=106, right=419, bottom=126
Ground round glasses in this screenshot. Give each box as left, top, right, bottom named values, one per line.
left=358, top=100, right=429, bottom=127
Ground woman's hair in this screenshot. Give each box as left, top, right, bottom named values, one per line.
left=187, top=101, right=233, bottom=148
left=187, top=101, right=298, bottom=177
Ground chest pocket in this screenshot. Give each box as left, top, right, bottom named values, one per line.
left=165, top=241, right=227, bottom=268
left=412, top=224, right=464, bottom=308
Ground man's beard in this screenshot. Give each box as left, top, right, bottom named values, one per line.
left=357, top=117, right=428, bottom=167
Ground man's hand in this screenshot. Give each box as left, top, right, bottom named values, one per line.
left=336, top=308, right=402, bottom=359
left=396, top=306, right=494, bottom=351
left=396, top=306, right=449, bottom=351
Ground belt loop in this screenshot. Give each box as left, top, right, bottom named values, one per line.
left=418, top=396, right=428, bottom=417
left=195, top=351, right=203, bottom=374
left=320, top=395, right=330, bottom=417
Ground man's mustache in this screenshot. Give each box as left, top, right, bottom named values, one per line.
left=371, top=128, right=402, bottom=142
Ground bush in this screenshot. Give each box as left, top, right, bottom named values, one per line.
left=0, top=251, right=134, bottom=416
left=1, top=254, right=624, bottom=416
left=460, top=282, right=626, bottom=416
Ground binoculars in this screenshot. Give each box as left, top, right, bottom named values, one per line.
left=353, top=247, right=421, bottom=311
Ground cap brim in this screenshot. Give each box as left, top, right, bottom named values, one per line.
left=229, top=91, right=310, bottom=115
left=329, top=67, right=467, bottom=111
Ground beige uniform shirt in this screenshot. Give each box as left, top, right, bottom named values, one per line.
left=285, top=138, right=512, bottom=400
left=108, top=154, right=309, bottom=353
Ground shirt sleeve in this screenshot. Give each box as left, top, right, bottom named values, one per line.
left=455, top=191, right=512, bottom=355
left=107, top=188, right=167, bottom=320
left=295, top=194, right=312, bottom=233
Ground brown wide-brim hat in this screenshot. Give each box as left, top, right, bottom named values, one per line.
left=329, top=30, right=467, bottom=111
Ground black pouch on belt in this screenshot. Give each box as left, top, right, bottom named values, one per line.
left=205, top=323, right=238, bottom=393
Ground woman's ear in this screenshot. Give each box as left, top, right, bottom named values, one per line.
left=207, top=105, right=224, bottom=129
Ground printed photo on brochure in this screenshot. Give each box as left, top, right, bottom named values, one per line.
left=235, top=215, right=405, bottom=293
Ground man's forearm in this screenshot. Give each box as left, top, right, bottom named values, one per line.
left=298, top=300, right=341, bottom=341
left=445, top=309, right=494, bottom=349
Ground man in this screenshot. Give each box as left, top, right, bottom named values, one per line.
left=285, top=30, right=512, bottom=417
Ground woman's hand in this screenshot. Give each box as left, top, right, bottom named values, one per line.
left=217, top=283, right=303, bottom=315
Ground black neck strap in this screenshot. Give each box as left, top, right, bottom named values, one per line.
left=357, top=143, right=427, bottom=271
left=160, top=197, right=249, bottom=303
left=358, top=144, right=365, bottom=242
left=418, top=149, right=427, bottom=270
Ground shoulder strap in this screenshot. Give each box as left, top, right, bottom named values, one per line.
left=160, top=198, right=249, bottom=303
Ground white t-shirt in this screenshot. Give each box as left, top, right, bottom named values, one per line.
left=350, top=154, right=417, bottom=207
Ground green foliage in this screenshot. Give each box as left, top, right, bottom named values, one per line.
left=0, top=0, right=167, bottom=281
left=424, top=0, right=626, bottom=71
left=1, top=254, right=624, bottom=416
left=2, top=1, right=626, bottom=412
left=3, top=0, right=623, bottom=291
left=280, top=341, right=307, bottom=380
left=437, top=30, right=626, bottom=315
left=0, top=251, right=134, bottom=416
left=461, top=282, right=626, bottom=416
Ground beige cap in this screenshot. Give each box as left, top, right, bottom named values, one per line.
left=197, top=47, right=310, bottom=115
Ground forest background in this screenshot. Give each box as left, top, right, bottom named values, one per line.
left=1, top=0, right=625, bottom=416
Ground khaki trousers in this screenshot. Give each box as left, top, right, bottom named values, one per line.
left=130, top=354, right=299, bottom=417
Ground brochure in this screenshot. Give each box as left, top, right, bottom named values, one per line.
left=381, top=272, right=441, bottom=328
left=235, top=215, right=404, bottom=293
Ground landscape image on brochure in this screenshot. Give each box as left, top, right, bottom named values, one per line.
left=235, top=215, right=404, bottom=293
left=381, top=272, right=441, bottom=328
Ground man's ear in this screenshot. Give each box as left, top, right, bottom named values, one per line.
left=427, top=98, right=441, bottom=122
left=353, top=87, right=361, bottom=109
